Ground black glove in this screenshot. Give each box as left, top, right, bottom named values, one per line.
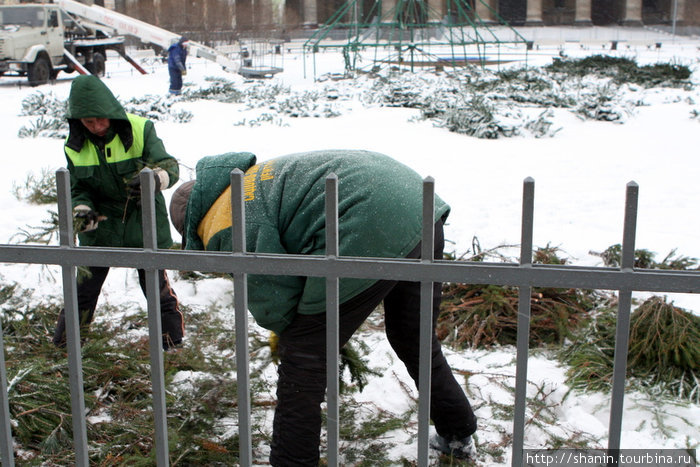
left=127, top=173, right=162, bottom=199
left=74, top=206, right=100, bottom=232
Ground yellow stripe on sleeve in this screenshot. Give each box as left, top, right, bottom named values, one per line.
left=197, top=186, right=233, bottom=249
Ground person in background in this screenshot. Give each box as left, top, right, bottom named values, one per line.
left=167, top=36, right=189, bottom=96
left=169, top=149, right=478, bottom=465
left=52, top=75, right=184, bottom=351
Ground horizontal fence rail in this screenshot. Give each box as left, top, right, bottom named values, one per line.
left=0, top=168, right=699, bottom=466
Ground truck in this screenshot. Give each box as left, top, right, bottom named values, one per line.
left=0, top=0, right=239, bottom=86
left=0, top=2, right=126, bottom=85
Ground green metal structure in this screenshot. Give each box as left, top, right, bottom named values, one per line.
left=303, top=0, right=528, bottom=77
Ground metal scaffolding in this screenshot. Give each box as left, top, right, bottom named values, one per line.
left=303, top=0, right=528, bottom=77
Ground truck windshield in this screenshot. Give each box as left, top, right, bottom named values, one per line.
left=0, top=7, right=45, bottom=28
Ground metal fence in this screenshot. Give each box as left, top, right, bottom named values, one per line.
left=1, top=168, right=699, bottom=466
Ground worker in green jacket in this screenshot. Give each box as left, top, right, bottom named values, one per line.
left=52, top=75, right=184, bottom=351
left=169, top=149, right=477, bottom=464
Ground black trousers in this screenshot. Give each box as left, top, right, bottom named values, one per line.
left=53, top=266, right=184, bottom=350
left=270, top=221, right=477, bottom=466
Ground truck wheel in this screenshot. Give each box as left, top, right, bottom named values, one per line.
left=87, top=52, right=106, bottom=77
left=28, top=56, right=51, bottom=86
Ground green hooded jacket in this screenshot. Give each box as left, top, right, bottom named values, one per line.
left=183, top=149, right=450, bottom=334
left=65, top=75, right=179, bottom=248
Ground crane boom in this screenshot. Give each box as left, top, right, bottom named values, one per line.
left=55, top=0, right=239, bottom=72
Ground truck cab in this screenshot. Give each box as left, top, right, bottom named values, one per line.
left=0, top=3, right=122, bottom=85
left=0, top=4, right=66, bottom=84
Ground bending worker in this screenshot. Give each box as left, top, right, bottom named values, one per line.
left=53, top=75, right=184, bottom=351
left=169, top=149, right=478, bottom=464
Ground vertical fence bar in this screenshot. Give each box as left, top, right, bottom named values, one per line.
left=230, top=169, right=253, bottom=466
left=417, top=177, right=436, bottom=467
left=0, top=308, right=13, bottom=467
left=608, top=182, right=639, bottom=454
left=511, top=177, right=535, bottom=467
left=325, top=174, right=340, bottom=467
left=56, top=168, right=89, bottom=467
left=139, top=168, right=169, bottom=467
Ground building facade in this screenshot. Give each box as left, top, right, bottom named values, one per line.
left=231, top=0, right=697, bottom=30
left=4, top=0, right=698, bottom=35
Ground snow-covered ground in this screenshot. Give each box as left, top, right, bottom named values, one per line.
left=1, top=27, right=699, bottom=465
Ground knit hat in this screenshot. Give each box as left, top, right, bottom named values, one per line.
left=169, top=180, right=195, bottom=239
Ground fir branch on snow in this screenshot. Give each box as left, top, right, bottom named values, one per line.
left=545, top=55, right=691, bottom=88
left=574, top=82, right=634, bottom=123
left=19, top=91, right=67, bottom=117
left=438, top=244, right=612, bottom=348
left=10, top=210, right=60, bottom=245
left=233, top=112, right=288, bottom=127
left=591, top=243, right=698, bottom=270
left=122, top=95, right=193, bottom=123
left=561, top=296, right=700, bottom=403
left=17, top=116, right=68, bottom=139
left=17, top=91, right=193, bottom=140
left=0, top=286, right=391, bottom=464
left=13, top=168, right=58, bottom=205
left=18, top=92, right=68, bottom=139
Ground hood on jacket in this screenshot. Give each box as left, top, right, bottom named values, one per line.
left=65, top=75, right=133, bottom=152
left=182, top=152, right=257, bottom=251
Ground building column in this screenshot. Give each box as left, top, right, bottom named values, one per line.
left=270, top=0, right=284, bottom=27
left=574, top=0, right=592, bottom=25
left=152, top=0, right=160, bottom=26
left=671, top=0, right=687, bottom=25
left=382, top=0, right=397, bottom=19
left=475, top=0, right=497, bottom=23
left=303, top=0, right=318, bottom=27
left=622, top=0, right=643, bottom=26
left=526, top=0, right=544, bottom=25
left=427, top=0, right=444, bottom=22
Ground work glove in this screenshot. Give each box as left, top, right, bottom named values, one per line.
left=181, top=69, right=187, bottom=76
left=127, top=169, right=170, bottom=200
left=73, top=205, right=103, bottom=232
left=269, top=331, right=279, bottom=364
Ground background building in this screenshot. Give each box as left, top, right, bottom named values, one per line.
left=5, top=0, right=699, bottom=41
left=122, top=0, right=700, bottom=37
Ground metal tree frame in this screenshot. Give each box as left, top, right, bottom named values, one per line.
left=303, top=0, right=529, bottom=77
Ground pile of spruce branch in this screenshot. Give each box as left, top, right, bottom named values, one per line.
left=371, top=55, right=692, bottom=133
left=0, top=276, right=392, bottom=464
left=0, top=283, right=249, bottom=465
left=592, top=243, right=699, bottom=270
left=16, top=55, right=693, bottom=140
left=18, top=92, right=192, bottom=139
left=438, top=245, right=612, bottom=348
left=561, top=296, right=700, bottom=403
left=121, top=95, right=193, bottom=123
left=17, top=92, right=68, bottom=139
left=565, top=244, right=699, bottom=401
left=182, top=77, right=345, bottom=120
left=438, top=242, right=700, bottom=401
left=545, top=55, right=692, bottom=88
